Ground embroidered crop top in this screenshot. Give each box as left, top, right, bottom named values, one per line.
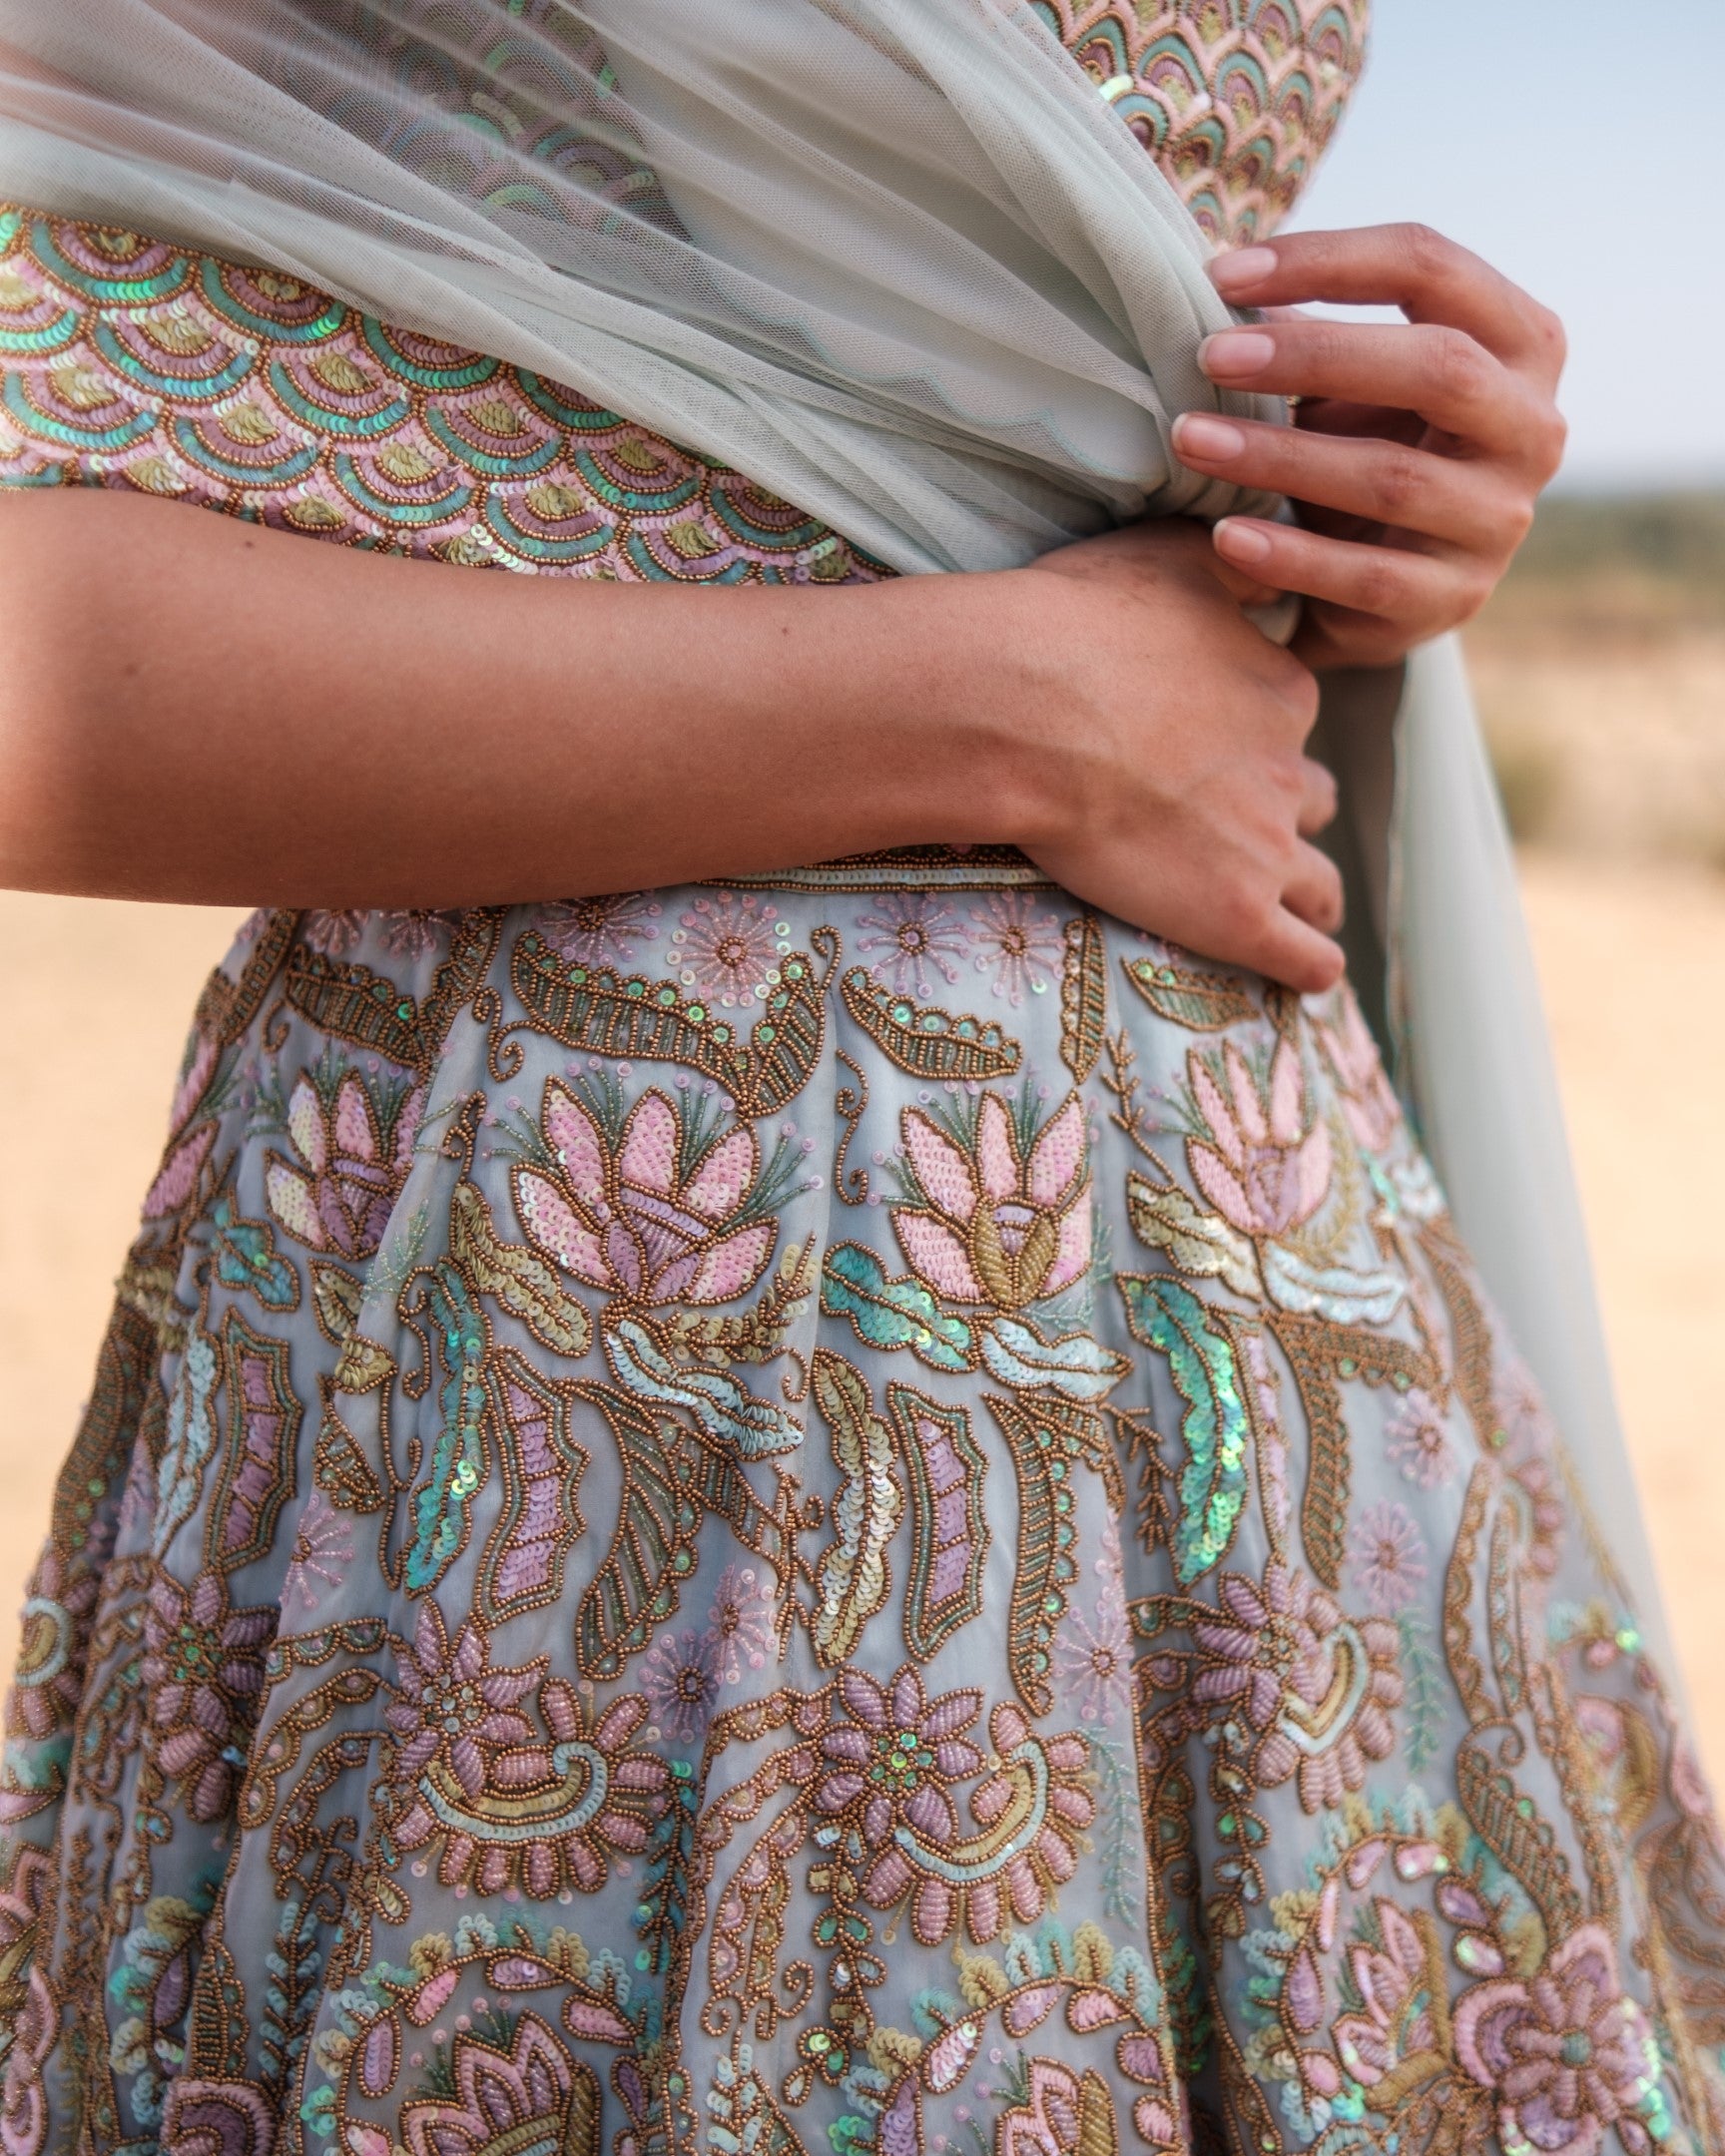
left=0, top=0, right=1370, bottom=584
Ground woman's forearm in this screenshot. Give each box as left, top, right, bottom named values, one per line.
left=0, top=487, right=1030, bottom=905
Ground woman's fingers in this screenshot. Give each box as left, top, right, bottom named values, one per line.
left=1171, top=410, right=1525, bottom=550
left=1199, top=320, right=1559, bottom=472
left=1247, top=903, right=1345, bottom=996
left=1297, top=755, right=1338, bottom=837
left=1282, top=839, right=1345, bottom=935
left=1210, top=516, right=1482, bottom=630
left=1210, top=224, right=1566, bottom=384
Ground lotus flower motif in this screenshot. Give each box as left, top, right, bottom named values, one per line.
left=892, top=1092, right=1090, bottom=1312
left=400, top=2013, right=600, bottom=2156
left=265, top=1067, right=421, bottom=1260
left=514, top=1081, right=775, bottom=1308
left=1332, top=1898, right=1442, bottom=2088
left=1187, top=1039, right=1331, bottom=1242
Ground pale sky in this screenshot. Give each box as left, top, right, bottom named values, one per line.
left=1288, top=0, right=1725, bottom=492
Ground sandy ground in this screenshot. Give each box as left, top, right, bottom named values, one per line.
left=2, top=863, right=1723, bottom=1778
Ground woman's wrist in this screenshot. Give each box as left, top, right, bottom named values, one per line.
left=863, top=567, right=1071, bottom=857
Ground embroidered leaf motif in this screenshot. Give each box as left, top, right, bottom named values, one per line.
left=1456, top=1740, right=1584, bottom=1941
left=980, top=1315, right=1129, bottom=1402
left=283, top=945, right=423, bottom=1067
left=478, top=1348, right=588, bottom=1624
left=1261, top=1243, right=1404, bottom=1328
left=821, top=1241, right=973, bottom=1372
left=333, top=1332, right=395, bottom=1395
left=1059, top=912, right=1107, bottom=1081
left=988, top=1393, right=1091, bottom=1716
left=206, top=1311, right=302, bottom=1575
left=574, top=1382, right=699, bottom=1681
left=810, top=1351, right=902, bottom=1667
left=309, top=1259, right=364, bottom=1345
left=509, top=928, right=836, bottom=1118
left=1125, top=1173, right=1260, bottom=1299
left=889, top=1384, right=989, bottom=1660
left=313, top=1386, right=384, bottom=1514
left=399, top=1262, right=488, bottom=1594
left=604, top=1317, right=802, bottom=1458
left=210, top=1193, right=300, bottom=1312
left=1122, top=954, right=1259, bottom=1032
left=154, top=1321, right=221, bottom=1559
left=450, top=1177, right=592, bottom=1359
left=839, top=967, right=1022, bottom=1081
left=1118, top=1275, right=1247, bottom=1587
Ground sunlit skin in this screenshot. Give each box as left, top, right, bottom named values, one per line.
left=0, top=223, right=1564, bottom=998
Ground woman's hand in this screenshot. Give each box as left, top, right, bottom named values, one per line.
left=1168, top=224, right=1567, bottom=671
left=0, top=492, right=1342, bottom=991
left=994, top=519, right=1345, bottom=993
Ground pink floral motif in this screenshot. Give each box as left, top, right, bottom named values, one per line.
left=264, top=1067, right=421, bottom=1260
left=301, top=908, right=364, bottom=958
left=386, top=1601, right=538, bottom=1804
left=539, top=891, right=662, bottom=968
left=1332, top=1898, right=1441, bottom=2089
left=1453, top=1923, right=1658, bottom=2155
left=1053, top=1585, right=1134, bottom=1728
left=142, top=1567, right=277, bottom=1822
left=280, top=1490, right=355, bottom=1615
left=1387, top=1388, right=1454, bottom=1489
left=1187, top=1039, right=1332, bottom=1241
left=668, top=891, right=786, bottom=1008
left=512, top=1080, right=776, bottom=1307
left=968, top=890, right=1062, bottom=1007
left=399, top=2013, right=594, bottom=2156
left=816, top=1668, right=1093, bottom=1944
left=704, top=1563, right=775, bottom=1684
left=1318, top=989, right=1402, bottom=1155
left=377, top=908, right=457, bottom=960
left=385, top=1602, right=668, bottom=1896
left=892, top=1092, right=1090, bottom=1311
left=1193, top=1562, right=1401, bottom=1812
left=1347, top=1502, right=1427, bottom=1616
left=639, top=1627, right=719, bottom=1745
left=856, top=891, right=966, bottom=996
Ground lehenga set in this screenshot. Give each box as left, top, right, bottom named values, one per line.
left=1, top=4, right=1723, bottom=2154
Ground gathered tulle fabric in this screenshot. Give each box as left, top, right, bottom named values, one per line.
left=0, top=0, right=1674, bottom=1650
left=0, top=0, right=1290, bottom=572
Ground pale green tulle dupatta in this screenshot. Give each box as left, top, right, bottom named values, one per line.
left=0, top=0, right=1672, bottom=1663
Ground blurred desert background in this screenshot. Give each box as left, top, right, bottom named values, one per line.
left=1, top=493, right=1723, bottom=1781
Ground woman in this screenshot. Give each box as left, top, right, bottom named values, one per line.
left=0, top=4, right=1719, bottom=2153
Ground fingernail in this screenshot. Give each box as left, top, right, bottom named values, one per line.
left=1209, top=246, right=1278, bottom=294
left=1173, top=412, right=1246, bottom=462
left=1201, top=329, right=1277, bottom=377
left=1214, top=517, right=1273, bottom=564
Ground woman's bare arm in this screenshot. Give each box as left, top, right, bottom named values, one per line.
left=0, top=484, right=1349, bottom=989
left=0, top=487, right=1018, bottom=907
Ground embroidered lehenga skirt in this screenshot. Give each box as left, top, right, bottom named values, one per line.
left=4, top=200, right=1725, bottom=2156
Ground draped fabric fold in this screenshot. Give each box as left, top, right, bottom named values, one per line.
left=0, top=0, right=1672, bottom=1656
